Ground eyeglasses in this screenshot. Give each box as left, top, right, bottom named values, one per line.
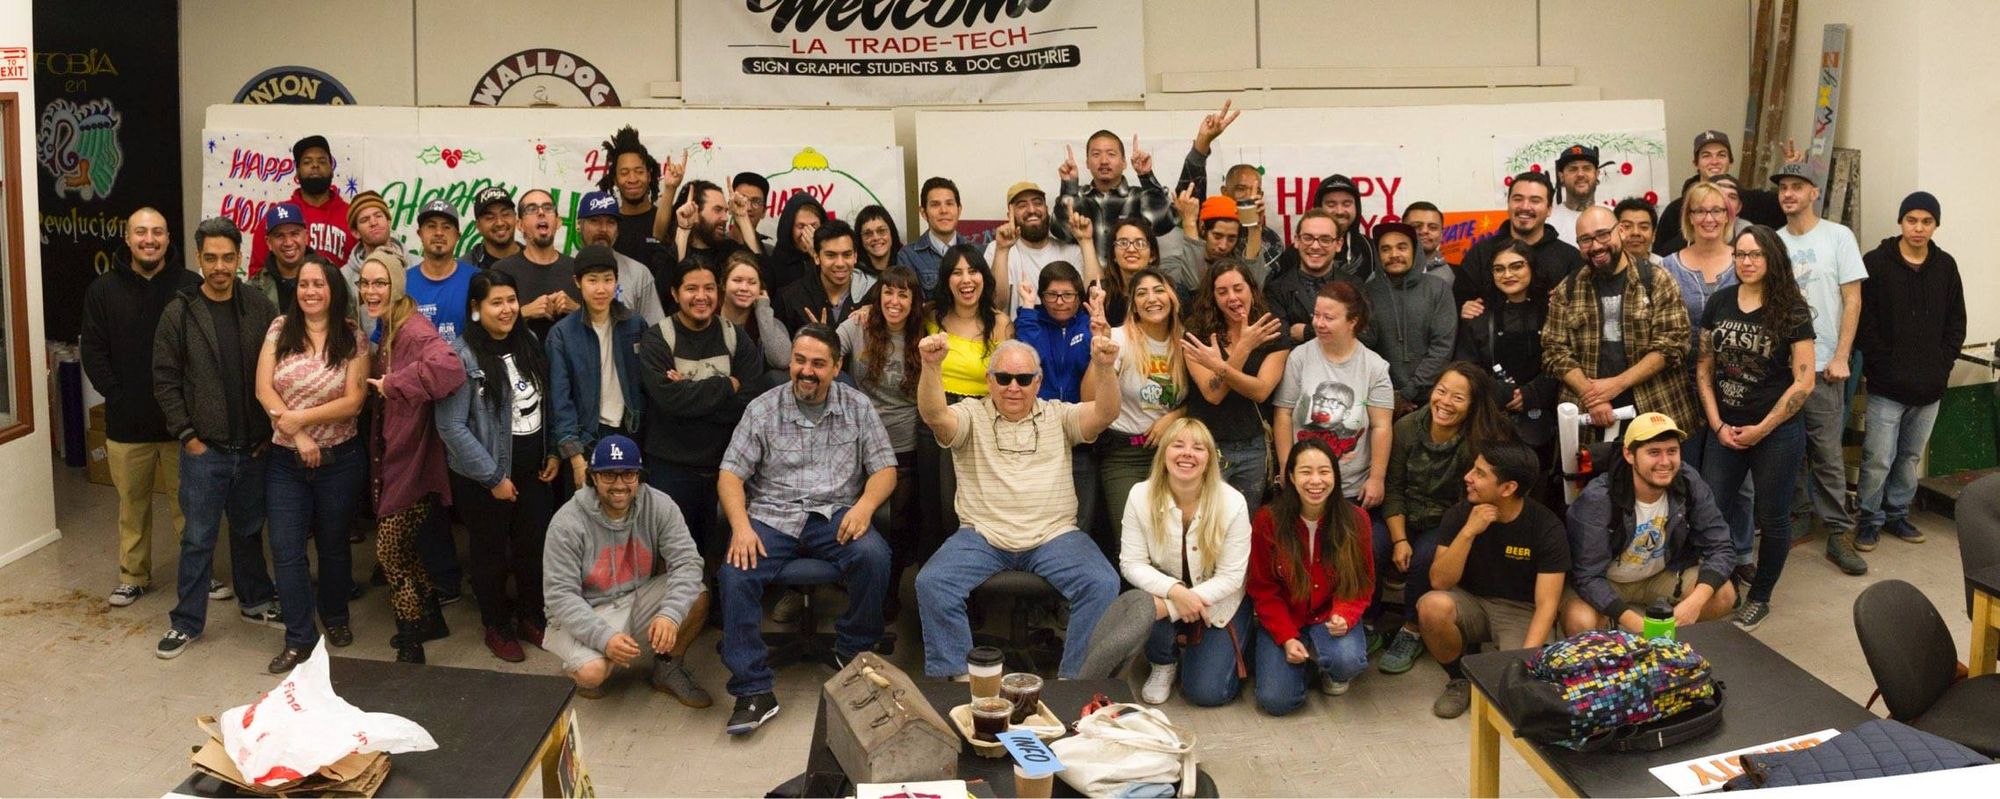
left=1041, top=291, right=1078, bottom=302
left=1113, top=239, right=1150, bottom=252
left=1689, top=207, right=1728, bottom=218
left=356, top=279, right=392, bottom=289
left=1296, top=234, right=1337, bottom=247
left=1732, top=249, right=1766, bottom=261
left=990, top=371, right=1037, bottom=387
left=518, top=202, right=556, bottom=215
left=594, top=471, right=641, bottom=484
left=1575, top=230, right=1616, bottom=247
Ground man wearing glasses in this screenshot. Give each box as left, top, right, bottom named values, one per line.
left=541, top=434, right=711, bottom=704
left=716, top=326, right=897, bottom=735
left=493, top=189, right=580, bottom=343
left=913, top=334, right=1124, bottom=681
left=1266, top=210, right=1355, bottom=342
left=1542, top=207, right=1694, bottom=430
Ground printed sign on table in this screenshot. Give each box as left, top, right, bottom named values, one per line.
left=683, top=0, right=1145, bottom=106
left=1647, top=729, right=1839, bottom=795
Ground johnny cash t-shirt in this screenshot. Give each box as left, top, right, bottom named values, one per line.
left=1701, top=285, right=1814, bottom=427
left=1273, top=340, right=1395, bottom=498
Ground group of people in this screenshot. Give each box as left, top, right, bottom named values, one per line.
left=83, top=112, right=1964, bottom=733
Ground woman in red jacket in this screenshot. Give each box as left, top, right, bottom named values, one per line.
left=1246, top=437, right=1376, bottom=716
left=355, top=247, right=467, bottom=663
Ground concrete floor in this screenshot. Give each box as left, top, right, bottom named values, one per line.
left=0, top=465, right=1979, bottom=797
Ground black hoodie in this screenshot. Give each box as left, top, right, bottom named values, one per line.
left=763, top=193, right=826, bottom=293
left=80, top=247, right=201, bottom=442
left=1858, top=236, right=1965, bottom=406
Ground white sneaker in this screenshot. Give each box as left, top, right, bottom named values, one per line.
left=1141, top=663, right=1177, bottom=704
left=207, top=579, right=234, bottom=601
left=1320, top=677, right=1351, bottom=696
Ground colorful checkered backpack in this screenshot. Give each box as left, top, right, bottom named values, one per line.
left=1496, top=629, right=1724, bottom=752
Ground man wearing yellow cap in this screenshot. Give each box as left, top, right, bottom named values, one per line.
left=1559, top=412, right=1737, bottom=635
left=987, top=181, right=1090, bottom=316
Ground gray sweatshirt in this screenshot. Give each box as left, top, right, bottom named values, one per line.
left=542, top=485, right=703, bottom=654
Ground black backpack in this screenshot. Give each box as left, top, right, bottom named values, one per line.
left=1497, top=629, right=1725, bottom=752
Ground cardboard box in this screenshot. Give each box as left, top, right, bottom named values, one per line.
left=83, top=429, right=174, bottom=494
left=189, top=716, right=389, bottom=798
left=87, top=402, right=105, bottom=432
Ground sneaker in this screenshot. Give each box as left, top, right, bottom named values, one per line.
left=1853, top=525, right=1880, bottom=552
left=725, top=692, right=780, bottom=735
left=652, top=657, right=714, bottom=708
left=1432, top=679, right=1471, bottom=718
left=814, top=648, right=850, bottom=673
left=436, top=590, right=463, bottom=607
left=483, top=625, right=526, bottom=663
left=1825, top=534, right=1868, bottom=576
left=1378, top=629, right=1424, bottom=675
left=156, top=629, right=196, bottom=659
left=1734, top=600, right=1771, bottom=632
left=207, top=579, right=234, bottom=601
left=108, top=584, right=143, bottom=607
left=240, top=604, right=284, bottom=629
left=1319, top=675, right=1351, bottom=697
left=770, top=592, right=806, bottom=624
left=1886, top=518, right=1926, bottom=544
left=1140, top=663, right=1177, bottom=704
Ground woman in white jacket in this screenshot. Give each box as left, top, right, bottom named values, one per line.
left=1118, top=417, right=1253, bottom=706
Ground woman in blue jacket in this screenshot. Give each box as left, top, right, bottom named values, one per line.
left=438, top=270, right=559, bottom=663
left=1012, top=260, right=1100, bottom=531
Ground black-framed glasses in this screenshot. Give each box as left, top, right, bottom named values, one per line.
left=1576, top=230, right=1616, bottom=247
left=1041, top=290, right=1079, bottom=302
left=991, top=371, right=1036, bottom=387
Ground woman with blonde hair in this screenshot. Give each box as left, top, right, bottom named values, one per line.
left=355, top=246, right=466, bottom=663
left=1115, top=417, right=1252, bottom=706
left=1663, top=180, right=1738, bottom=471
left=1086, top=268, right=1187, bottom=556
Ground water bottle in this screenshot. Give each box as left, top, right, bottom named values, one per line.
left=1641, top=600, right=1677, bottom=641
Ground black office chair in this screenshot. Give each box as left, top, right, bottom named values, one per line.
left=761, top=503, right=900, bottom=667
left=1955, top=473, right=2000, bottom=617
left=971, top=570, right=1066, bottom=675
left=1852, top=579, right=2000, bottom=756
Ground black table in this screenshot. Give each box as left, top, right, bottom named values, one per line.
left=1969, top=564, right=2000, bottom=677
left=792, top=677, right=1217, bottom=798
left=1460, top=621, right=1876, bottom=797
left=175, top=657, right=576, bottom=798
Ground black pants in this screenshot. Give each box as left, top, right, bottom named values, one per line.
left=450, top=437, right=554, bottom=629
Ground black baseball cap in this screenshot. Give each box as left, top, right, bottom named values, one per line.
left=473, top=186, right=514, bottom=216
left=573, top=244, right=619, bottom=279
left=1312, top=174, right=1361, bottom=207
left=732, top=171, right=770, bottom=196
left=292, top=134, right=331, bottom=162
left=1555, top=144, right=1603, bottom=172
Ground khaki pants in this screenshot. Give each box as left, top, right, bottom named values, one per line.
left=106, top=440, right=184, bottom=586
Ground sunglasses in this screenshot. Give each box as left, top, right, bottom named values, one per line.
left=991, top=371, right=1036, bottom=387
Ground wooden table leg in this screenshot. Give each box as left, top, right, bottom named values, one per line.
left=1972, top=591, right=1997, bottom=678
left=539, top=710, right=572, bottom=798
left=1469, top=688, right=1500, bottom=798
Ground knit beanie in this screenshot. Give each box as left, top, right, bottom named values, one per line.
left=347, top=190, right=389, bottom=231
left=1897, top=191, right=1940, bottom=223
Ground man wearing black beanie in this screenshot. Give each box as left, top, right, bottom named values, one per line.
left=1854, top=191, right=1963, bottom=551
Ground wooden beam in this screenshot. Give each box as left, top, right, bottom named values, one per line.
left=1743, top=0, right=1775, bottom=178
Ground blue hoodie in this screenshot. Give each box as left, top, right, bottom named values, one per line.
left=1014, top=305, right=1093, bottom=402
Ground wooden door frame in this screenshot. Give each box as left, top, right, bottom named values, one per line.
left=0, top=93, right=37, bottom=445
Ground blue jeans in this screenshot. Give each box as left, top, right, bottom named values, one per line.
left=1856, top=395, right=1939, bottom=529
left=648, top=458, right=721, bottom=557
left=170, top=446, right=275, bottom=637
left=268, top=440, right=366, bottom=649
left=1686, top=432, right=1760, bottom=560
left=1701, top=420, right=1808, bottom=603
left=1368, top=508, right=1436, bottom=625
left=1217, top=435, right=1269, bottom=513
left=1251, top=621, right=1369, bottom=716
left=915, top=527, right=1119, bottom=678
left=1071, top=447, right=1099, bottom=535
left=719, top=508, right=891, bottom=696
left=1145, top=602, right=1251, bottom=707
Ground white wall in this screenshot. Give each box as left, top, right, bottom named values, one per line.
left=0, top=0, right=63, bottom=566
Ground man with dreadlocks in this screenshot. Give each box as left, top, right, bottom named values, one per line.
left=599, top=126, right=683, bottom=303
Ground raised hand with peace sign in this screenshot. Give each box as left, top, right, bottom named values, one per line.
left=1192, top=99, right=1240, bottom=154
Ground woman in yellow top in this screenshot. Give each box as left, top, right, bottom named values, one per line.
left=917, top=245, right=1012, bottom=556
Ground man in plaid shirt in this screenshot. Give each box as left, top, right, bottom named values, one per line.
left=1056, top=130, right=1198, bottom=262
left=1542, top=207, right=1694, bottom=430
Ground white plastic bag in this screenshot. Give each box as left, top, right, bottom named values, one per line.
left=1048, top=703, right=1196, bottom=797
left=219, top=641, right=437, bottom=786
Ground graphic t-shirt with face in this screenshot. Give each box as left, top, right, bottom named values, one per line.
left=1274, top=340, right=1395, bottom=498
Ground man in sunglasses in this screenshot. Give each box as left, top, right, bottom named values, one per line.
left=914, top=335, right=1124, bottom=680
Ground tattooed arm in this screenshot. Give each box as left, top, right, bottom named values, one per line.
left=1745, top=339, right=1816, bottom=444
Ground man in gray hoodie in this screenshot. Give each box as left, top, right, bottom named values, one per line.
left=1359, top=222, right=1456, bottom=414
left=542, top=435, right=711, bottom=705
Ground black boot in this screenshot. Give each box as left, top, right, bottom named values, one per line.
left=393, top=619, right=427, bottom=664
left=422, top=592, right=450, bottom=641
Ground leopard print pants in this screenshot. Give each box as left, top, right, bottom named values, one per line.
left=376, top=504, right=434, bottom=623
